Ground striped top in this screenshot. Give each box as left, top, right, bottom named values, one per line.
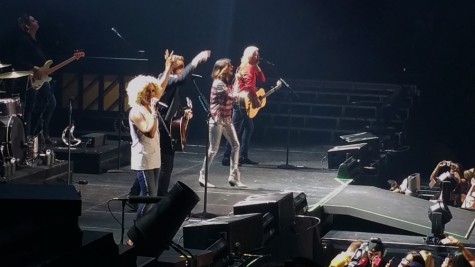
left=210, top=79, right=234, bottom=122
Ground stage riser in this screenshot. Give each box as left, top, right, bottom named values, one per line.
left=53, top=140, right=130, bottom=173
left=3, top=160, right=70, bottom=184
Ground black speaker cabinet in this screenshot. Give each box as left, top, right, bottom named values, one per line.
left=0, top=184, right=82, bottom=265
left=327, top=143, right=369, bottom=169
left=233, top=192, right=295, bottom=233
left=81, top=133, right=107, bottom=148
left=340, top=132, right=379, bottom=156
left=183, top=213, right=263, bottom=254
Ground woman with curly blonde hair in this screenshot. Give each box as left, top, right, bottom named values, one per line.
left=126, top=52, right=175, bottom=220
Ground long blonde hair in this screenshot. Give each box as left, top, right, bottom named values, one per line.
left=241, top=46, right=258, bottom=64
left=126, top=75, right=163, bottom=107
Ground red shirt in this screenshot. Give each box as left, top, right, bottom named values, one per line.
left=233, top=63, right=265, bottom=97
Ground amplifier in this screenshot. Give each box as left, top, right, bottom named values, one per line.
left=233, top=192, right=295, bottom=233
left=327, top=143, right=369, bottom=170
left=183, top=213, right=263, bottom=254
left=81, top=133, right=107, bottom=148
left=340, top=132, right=379, bottom=156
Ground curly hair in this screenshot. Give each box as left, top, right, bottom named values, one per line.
left=126, top=75, right=163, bottom=108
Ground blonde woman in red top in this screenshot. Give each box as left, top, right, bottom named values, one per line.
left=222, top=46, right=265, bottom=166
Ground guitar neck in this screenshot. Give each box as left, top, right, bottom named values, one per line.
left=47, top=56, right=77, bottom=74
left=263, top=86, right=280, bottom=98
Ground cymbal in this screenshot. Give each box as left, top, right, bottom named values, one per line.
left=0, top=63, right=11, bottom=68
left=0, top=71, right=32, bottom=79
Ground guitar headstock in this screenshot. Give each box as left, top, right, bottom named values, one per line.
left=73, top=50, right=85, bottom=60
left=186, top=97, right=193, bottom=109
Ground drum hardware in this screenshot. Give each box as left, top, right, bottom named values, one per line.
left=61, top=122, right=81, bottom=147
left=27, top=134, right=39, bottom=160
left=0, top=71, right=33, bottom=79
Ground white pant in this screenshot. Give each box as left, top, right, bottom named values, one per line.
left=200, top=117, right=240, bottom=180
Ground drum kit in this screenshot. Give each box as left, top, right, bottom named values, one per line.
left=0, top=62, right=34, bottom=169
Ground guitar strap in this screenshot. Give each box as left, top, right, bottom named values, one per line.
left=157, top=112, right=171, bottom=138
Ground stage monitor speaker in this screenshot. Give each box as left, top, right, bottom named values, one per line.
left=327, top=143, right=368, bottom=170
left=233, top=192, right=295, bottom=233
left=0, top=184, right=82, bottom=265
left=340, top=132, right=379, bottom=155
left=81, top=133, right=107, bottom=148
left=183, top=213, right=263, bottom=255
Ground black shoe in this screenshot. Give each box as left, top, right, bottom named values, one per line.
left=222, top=157, right=230, bottom=166
left=239, top=157, right=259, bottom=165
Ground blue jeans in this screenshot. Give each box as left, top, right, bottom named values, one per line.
left=224, top=106, right=254, bottom=159
left=135, top=168, right=160, bottom=219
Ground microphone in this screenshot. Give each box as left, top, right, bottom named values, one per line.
left=113, top=196, right=162, bottom=203
left=279, top=78, right=291, bottom=89
left=259, top=57, right=275, bottom=66
left=191, top=74, right=203, bottom=78
left=111, top=27, right=123, bottom=39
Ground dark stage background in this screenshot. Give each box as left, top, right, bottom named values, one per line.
left=1, top=0, right=475, bottom=171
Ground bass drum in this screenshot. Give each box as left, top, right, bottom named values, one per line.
left=0, top=116, right=26, bottom=164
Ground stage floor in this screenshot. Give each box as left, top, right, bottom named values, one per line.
left=74, top=142, right=342, bottom=244
left=54, top=141, right=475, bottom=251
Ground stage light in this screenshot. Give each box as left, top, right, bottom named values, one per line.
left=336, top=156, right=359, bottom=179
left=293, top=192, right=308, bottom=215
left=127, top=181, right=200, bottom=257
left=428, top=201, right=452, bottom=238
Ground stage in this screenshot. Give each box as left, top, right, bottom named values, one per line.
left=3, top=141, right=474, bottom=265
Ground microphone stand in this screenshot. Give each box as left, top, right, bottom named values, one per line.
left=278, top=79, right=302, bottom=169
left=191, top=77, right=216, bottom=219
left=258, top=60, right=303, bottom=169
left=67, top=98, right=73, bottom=184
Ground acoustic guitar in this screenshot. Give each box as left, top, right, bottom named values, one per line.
left=239, top=80, right=282, bottom=119
left=170, top=97, right=192, bottom=151
left=30, top=51, right=85, bottom=90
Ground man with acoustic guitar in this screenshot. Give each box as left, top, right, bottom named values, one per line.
left=16, top=13, right=57, bottom=144
left=222, top=46, right=265, bottom=166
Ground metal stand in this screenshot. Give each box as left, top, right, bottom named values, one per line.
left=108, top=77, right=129, bottom=174
left=67, top=98, right=73, bottom=184
left=191, top=78, right=216, bottom=219
left=278, top=79, right=303, bottom=169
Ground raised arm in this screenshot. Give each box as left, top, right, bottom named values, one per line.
left=158, top=49, right=176, bottom=90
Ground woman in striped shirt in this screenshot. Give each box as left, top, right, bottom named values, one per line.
left=198, top=58, right=247, bottom=188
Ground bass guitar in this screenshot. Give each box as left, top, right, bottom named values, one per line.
left=170, top=97, right=193, bottom=151
left=30, top=51, right=85, bottom=90
left=239, top=80, right=282, bottom=119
